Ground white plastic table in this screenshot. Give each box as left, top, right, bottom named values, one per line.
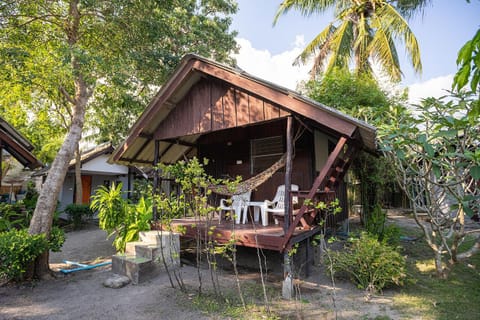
left=244, top=201, right=268, bottom=226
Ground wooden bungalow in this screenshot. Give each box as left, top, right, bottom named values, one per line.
left=110, top=54, right=377, bottom=254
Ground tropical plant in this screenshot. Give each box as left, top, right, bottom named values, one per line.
left=329, top=232, right=406, bottom=293
left=274, top=0, right=428, bottom=81
left=1, top=0, right=238, bottom=277
left=64, top=204, right=94, bottom=230
left=380, top=91, right=480, bottom=277
left=90, top=183, right=152, bottom=252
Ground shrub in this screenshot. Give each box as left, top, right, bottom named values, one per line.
left=365, top=204, right=401, bottom=246
left=90, top=183, right=152, bottom=252
left=329, top=232, right=406, bottom=293
left=48, top=226, right=65, bottom=252
left=0, top=229, right=48, bottom=281
left=0, top=203, right=30, bottom=231
left=64, top=204, right=94, bottom=229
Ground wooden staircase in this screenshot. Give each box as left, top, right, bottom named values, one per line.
left=281, top=136, right=357, bottom=251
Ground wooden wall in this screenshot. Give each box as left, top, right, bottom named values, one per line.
left=198, top=120, right=314, bottom=204
left=155, top=79, right=290, bottom=140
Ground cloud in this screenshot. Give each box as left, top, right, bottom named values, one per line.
left=232, top=37, right=312, bottom=90
left=407, top=75, right=454, bottom=104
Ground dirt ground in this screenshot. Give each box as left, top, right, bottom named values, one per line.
left=0, top=214, right=425, bottom=320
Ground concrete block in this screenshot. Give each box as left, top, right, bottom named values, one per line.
left=112, top=254, right=157, bottom=284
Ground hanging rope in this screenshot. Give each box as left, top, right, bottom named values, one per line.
left=210, top=124, right=306, bottom=196
left=209, top=153, right=289, bottom=196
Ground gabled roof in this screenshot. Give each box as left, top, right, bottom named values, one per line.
left=111, top=54, right=377, bottom=166
left=0, top=117, right=42, bottom=169
left=68, top=142, right=114, bottom=169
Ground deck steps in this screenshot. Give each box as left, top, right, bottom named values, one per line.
left=112, top=231, right=180, bottom=284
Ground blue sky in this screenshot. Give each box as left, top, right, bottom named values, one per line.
left=230, top=0, right=480, bottom=102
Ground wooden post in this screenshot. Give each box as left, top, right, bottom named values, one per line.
left=152, top=139, right=160, bottom=221
left=283, top=116, right=294, bottom=299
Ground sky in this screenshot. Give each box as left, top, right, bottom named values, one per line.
left=229, top=0, right=480, bottom=104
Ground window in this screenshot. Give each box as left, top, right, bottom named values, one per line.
left=250, top=136, right=284, bottom=174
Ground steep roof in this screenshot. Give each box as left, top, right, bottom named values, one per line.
left=0, top=117, right=42, bottom=169
left=111, top=54, right=377, bottom=166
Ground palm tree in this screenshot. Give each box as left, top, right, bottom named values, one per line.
left=274, top=0, right=429, bottom=82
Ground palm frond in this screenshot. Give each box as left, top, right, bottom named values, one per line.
left=324, top=18, right=354, bottom=76
left=294, top=22, right=335, bottom=66
left=273, top=0, right=337, bottom=25
left=369, top=21, right=402, bottom=82
left=379, top=4, right=422, bottom=73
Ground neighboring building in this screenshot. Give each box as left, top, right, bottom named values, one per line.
left=0, top=117, right=42, bottom=202
left=35, top=143, right=143, bottom=212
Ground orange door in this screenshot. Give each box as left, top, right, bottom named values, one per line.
left=81, top=175, right=92, bottom=204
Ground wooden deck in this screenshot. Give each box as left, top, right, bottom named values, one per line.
left=167, top=217, right=322, bottom=252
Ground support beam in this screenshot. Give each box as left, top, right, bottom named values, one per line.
left=152, top=140, right=160, bottom=221
left=282, top=116, right=294, bottom=300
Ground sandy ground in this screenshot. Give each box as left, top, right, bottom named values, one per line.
left=0, top=215, right=434, bottom=320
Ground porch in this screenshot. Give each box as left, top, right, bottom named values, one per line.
left=167, top=215, right=321, bottom=252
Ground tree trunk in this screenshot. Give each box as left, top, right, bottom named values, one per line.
left=74, top=143, right=83, bottom=204
left=27, top=0, right=91, bottom=278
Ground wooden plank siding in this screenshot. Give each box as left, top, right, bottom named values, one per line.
left=154, top=79, right=290, bottom=141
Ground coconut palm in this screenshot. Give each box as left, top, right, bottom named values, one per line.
left=274, top=0, right=429, bottom=82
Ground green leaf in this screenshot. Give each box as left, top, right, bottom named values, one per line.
left=423, top=142, right=435, bottom=157
left=432, top=164, right=441, bottom=179
left=470, top=166, right=480, bottom=180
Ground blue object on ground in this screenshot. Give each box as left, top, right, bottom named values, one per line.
left=60, top=260, right=112, bottom=274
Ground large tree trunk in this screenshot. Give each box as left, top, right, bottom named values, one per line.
left=27, top=0, right=91, bottom=278
left=28, top=75, right=91, bottom=278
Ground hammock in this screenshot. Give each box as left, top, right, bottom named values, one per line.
left=210, top=153, right=288, bottom=196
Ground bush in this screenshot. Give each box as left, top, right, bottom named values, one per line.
left=0, top=229, right=48, bottom=281
left=90, top=183, right=152, bottom=252
left=365, top=204, right=401, bottom=246
left=329, top=232, right=406, bottom=293
left=0, top=203, right=30, bottom=231
left=48, top=226, right=65, bottom=252
left=64, top=204, right=94, bottom=229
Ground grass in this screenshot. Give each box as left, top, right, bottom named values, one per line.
left=393, top=228, right=480, bottom=319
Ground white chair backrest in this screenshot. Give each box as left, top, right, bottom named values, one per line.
left=273, top=184, right=299, bottom=209
left=231, top=190, right=251, bottom=207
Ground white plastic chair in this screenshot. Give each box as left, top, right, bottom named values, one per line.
left=218, top=191, right=251, bottom=224
left=264, top=184, right=299, bottom=225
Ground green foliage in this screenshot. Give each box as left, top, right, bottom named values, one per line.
left=48, top=226, right=65, bottom=253
left=0, top=229, right=48, bottom=281
left=0, top=0, right=239, bottom=149
left=90, top=183, right=152, bottom=252
left=64, top=204, right=94, bottom=230
left=454, top=28, right=480, bottom=94
left=305, top=69, right=403, bottom=220
left=305, top=69, right=395, bottom=124
left=274, top=0, right=422, bottom=81
left=0, top=203, right=30, bottom=231
left=329, top=232, right=407, bottom=293
left=91, top=183, right=127, bottom=234
left=21, top=181, right=39, bottom=214
left=365, top=204, right=400, bottom=246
